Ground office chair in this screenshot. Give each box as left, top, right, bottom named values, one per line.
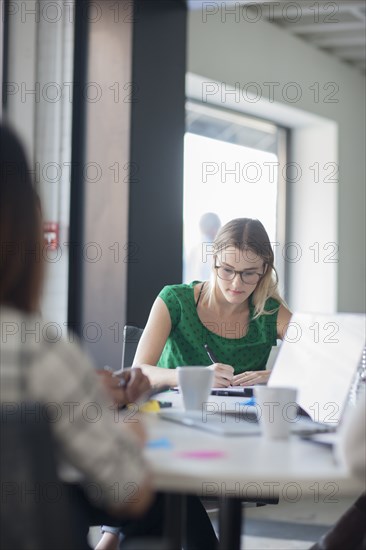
left=121, top=325, right=144, bottom=370
left=0, top=403, right=85, bottom=550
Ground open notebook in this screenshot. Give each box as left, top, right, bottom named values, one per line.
left=210, top=346, right=281, bottom=396
left=173, top=347, right=280, bottom=397
left=160, top=313, right=365, bottom=436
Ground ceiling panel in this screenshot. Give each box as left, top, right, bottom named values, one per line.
left=188, top=1, right=366, bottom=72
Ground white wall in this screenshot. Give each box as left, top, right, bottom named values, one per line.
left=5, top=1, right=74, bottom=327
left=6, top=1, right=38, bottom=160
left=188, top=10, right=366, bottom=313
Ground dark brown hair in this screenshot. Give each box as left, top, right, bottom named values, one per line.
left=0, top=124, right=43, bottom=312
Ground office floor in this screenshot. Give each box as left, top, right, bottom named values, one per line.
left=211, top=496, right=354, bottom=549
left=89, top=496, right=354, bottom=549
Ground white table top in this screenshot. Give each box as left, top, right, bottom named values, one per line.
left=143, top=392, right=363, bottom=499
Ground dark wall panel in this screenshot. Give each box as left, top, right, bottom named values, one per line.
left=127, top=1, right=187, bottom=327
left=68, top=0, right=88, bottom=336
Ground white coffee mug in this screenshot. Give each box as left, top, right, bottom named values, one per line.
left=177, top=367, right=214, bottom=410
left=254, top=386, right=298, bottom=440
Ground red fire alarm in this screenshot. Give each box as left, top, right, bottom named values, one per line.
left=43, top=222, right=59, bottom=250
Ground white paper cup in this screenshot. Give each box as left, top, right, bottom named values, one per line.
left=254, top=386, right=298, bottom=440
left=177, top=367, right=214, bottom=411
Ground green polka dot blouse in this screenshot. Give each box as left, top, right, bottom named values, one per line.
left=157, top=282, right=279, bottom=375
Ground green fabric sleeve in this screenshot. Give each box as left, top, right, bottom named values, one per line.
left=158, top=286, right=181, bottom=329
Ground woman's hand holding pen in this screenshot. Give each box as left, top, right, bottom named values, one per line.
left=207, top=363, right=234, bottom=387
left=232, top=370, right=271, bottom=386
left=203, top=344, right=233, bottom=387
left=98, top=367, right=150, bottom=447
left=97, top=366, right=151, bottom=408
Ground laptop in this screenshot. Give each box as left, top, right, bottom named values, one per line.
left=160, top=313, right=365, bottom=437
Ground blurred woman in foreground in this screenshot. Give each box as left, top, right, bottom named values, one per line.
left=0, top=123, right=152, bottom=548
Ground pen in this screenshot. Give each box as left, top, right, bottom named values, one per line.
left=203, top=343, right=218, bottom=364
left=104, top=365, right=127, bottom=388
left=203, top=345, right=236, bottom=389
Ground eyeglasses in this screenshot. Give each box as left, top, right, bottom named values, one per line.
left=214, top=263, right=265, bottom=285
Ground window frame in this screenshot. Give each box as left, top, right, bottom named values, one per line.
left=185, top=99, right=289, bottom=296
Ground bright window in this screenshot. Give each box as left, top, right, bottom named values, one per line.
left=183, top=101, right=287, bottom=286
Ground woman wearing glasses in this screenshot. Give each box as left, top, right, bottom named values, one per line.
left=135, top=218, right=291, bottom=388
left=99, top=218, right=292, bottom=550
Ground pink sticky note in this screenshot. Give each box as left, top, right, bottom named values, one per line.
left=176, top=450, right=226, bottom=459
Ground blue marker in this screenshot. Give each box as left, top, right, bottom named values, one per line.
left=237, top=398, right=256, bottom=407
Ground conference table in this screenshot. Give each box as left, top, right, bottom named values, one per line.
left=141, top=391, right=362, bottom=550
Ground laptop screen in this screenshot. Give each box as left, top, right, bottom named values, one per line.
left=268, top=312, right=365, bottom=424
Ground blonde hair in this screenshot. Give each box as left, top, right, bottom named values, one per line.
left=201, top=218, right=286, bottom=318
